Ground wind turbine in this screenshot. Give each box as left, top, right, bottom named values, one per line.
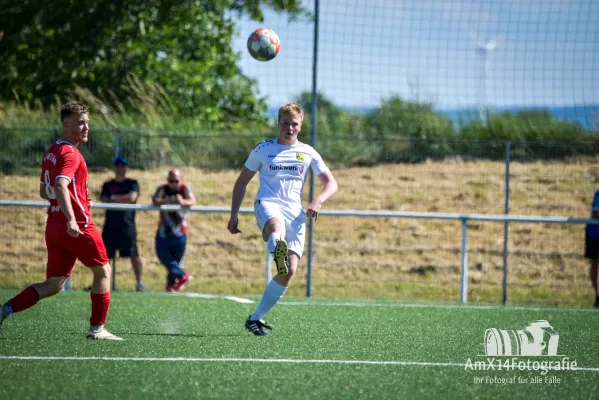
left=469, top=33, right=503, bottom=121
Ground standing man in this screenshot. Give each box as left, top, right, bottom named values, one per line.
left=584, top=189, right=599, bottom=308
left=227, top=102, right=338, bottom=336
left=0, top=101, right=122, bottom=340
left=152, top=169, right=196, bottom=292
left=100, top=156, right=144, bottom=292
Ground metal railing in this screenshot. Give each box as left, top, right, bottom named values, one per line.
left=1, top=199, right=596, bottom=304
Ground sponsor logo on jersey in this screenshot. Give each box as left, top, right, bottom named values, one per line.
left=270, top=165, right=299, bottom=171
left=296, top=152, right=304, bottom=161
left=44, top=153, right=57, bottom=165
left=299, top=165, right=304, bottom=174
left=268, top=154, right=277, bottom=158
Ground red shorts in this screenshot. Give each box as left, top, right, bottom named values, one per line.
left=45, top=221, right=109, bottom=278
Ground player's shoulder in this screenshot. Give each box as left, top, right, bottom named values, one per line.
left=251, top=138, right=277, bottom=153
left=296, top=141, right=320, bottom=156
left=54, top=140, right=79, bottom=158
left=42, top=143, right=59, bottom=165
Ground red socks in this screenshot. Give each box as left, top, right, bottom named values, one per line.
left=8, top=288, right=111, bottom=327
left=8, top=286, right=40, bottom=313
left=90, top=292, right=111, bottom=326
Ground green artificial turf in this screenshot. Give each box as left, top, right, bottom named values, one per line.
left=0, top=290, right=597, bottom=399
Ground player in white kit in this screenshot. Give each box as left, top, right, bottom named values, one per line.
left=227, top=103, right=338, bottom=336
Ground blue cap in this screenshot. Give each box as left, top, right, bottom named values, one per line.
left=113, top=156, right=128, bottom=166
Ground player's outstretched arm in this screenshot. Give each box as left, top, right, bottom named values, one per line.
left=306, top=170, right=338, bottom=220
left=227, top=167, right=256, bottom=234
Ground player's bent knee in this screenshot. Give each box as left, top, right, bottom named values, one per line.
left=39, top=277, right=67, bottom=297
left=264, top=218, right=285, bottom=236
left=91, top=263, right=112, bottom=279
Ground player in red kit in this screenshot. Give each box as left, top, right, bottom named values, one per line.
left=0, top=101, right=122, bottom=340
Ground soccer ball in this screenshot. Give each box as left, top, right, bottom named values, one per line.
left=247, top=28, right=280, bottom=62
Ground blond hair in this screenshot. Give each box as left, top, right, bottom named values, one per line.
left=60, top=101, right=89, bottom=121
left=278, top=102, right=304, bottom=121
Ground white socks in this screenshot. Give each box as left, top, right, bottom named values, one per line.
left=267, top=232, right=285, bottom=254
left=250, top=279, right=287, bottom=321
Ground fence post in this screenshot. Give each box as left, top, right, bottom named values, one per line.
left=112, top=128, right=120, bottom=291
left=114, top=129, right=121, bottom=159
left=112, top=258, right=117, bottom=291
left=460, top=218, right=469, bottom=303
left=305, top=0, right=320, bottom=298
left=502, top=141, right=511, bottom=305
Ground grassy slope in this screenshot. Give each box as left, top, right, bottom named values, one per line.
left=0, top=159, right=597, bottom=305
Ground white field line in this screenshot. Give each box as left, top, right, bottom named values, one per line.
left=180, top=292, right=254, bottom=304
left=174, top=292, right=597, bottom=312
left=277, top=301, right=599, bottom=312
left=0, top=356, right=597, bottom=372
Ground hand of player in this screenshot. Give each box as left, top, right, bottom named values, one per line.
left=306, top=200, right=322, bottom=221
left=67, top=219, right=81, bottom=238
left=227, top=217, right=242, bottom=234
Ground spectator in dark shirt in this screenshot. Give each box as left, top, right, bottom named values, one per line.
left=100, top=156, right=144, bottom=292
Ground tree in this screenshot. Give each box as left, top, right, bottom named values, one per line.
left=366, top=96, right=455, bottom=162
left=0, top=0, right=308, bottom=124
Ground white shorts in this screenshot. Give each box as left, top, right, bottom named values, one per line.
left=254, top=200, right=306, bottom=257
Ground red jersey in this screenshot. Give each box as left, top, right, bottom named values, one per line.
left=40, top=140, right=92, bottom=227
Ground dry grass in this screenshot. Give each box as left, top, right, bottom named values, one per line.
left=1, top=159, right=597, bottom=305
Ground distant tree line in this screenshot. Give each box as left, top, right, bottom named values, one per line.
left=2, top=91, right=597, bottom=174
left=1, top=0, right=597, bottom=173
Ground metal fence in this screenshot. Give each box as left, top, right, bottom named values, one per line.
left=0, top=129, right=597, bottom=306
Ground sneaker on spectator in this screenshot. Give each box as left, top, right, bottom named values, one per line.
left=171, top=273, right=193, bottom=292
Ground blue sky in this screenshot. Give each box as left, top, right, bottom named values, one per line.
left=231, top=0, right=599, bottom=110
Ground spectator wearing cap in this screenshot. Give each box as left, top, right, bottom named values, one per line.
left=99, top=156, right=145, bottom=292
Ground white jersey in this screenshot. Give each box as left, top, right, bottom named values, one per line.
left=244, top=138, right=329, bottom=209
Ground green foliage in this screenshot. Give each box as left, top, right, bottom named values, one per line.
left=457, top=110, right=595, bottom=160
left=366, top=96, right=455, bottom=162
left=295, top=92, right=378, bottom=164
left=294, top=93, right=456, bottom=164
left=1, top=92, right=596, bottom=174
left=0, top=0, right=307, bottom=125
